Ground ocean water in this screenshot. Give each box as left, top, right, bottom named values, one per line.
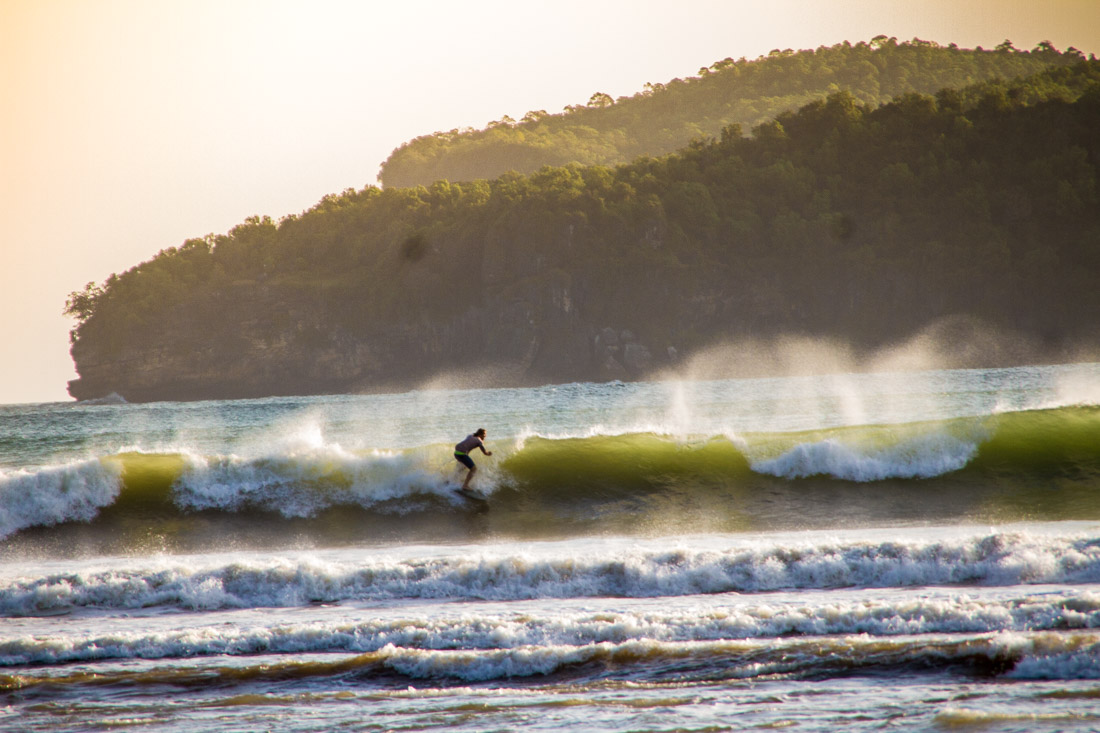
left=2, top=363, right=1100, bottom=731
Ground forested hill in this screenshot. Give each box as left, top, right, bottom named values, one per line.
left=66, top=61, right=1100, bottom=402
left=378, top=38, right=1086, bottom=188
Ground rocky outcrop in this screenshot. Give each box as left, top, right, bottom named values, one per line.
left=67, top=277, right=678, bottom=402
left=592, top=328, right=656, bottom=381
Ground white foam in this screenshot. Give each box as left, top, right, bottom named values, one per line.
left=1006, top=632, right=1100, bottom=679
left=0, top=459, right=122, bottom=540
left=3, top=607, right=1100, bottom=679
left=171, top=446, right=457, bottom=517
left=77, top=392, right=127, bottom=405
left=3, top=530, right=1099, bottom=615
left=751, top=432, right=979, bottom=481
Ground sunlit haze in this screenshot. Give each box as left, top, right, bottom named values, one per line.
left=3, top=0, right=1098, bottom=403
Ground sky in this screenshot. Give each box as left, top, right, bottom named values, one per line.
left=2, top=0, right=1099, bottom=404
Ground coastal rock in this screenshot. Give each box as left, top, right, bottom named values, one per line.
left=622, top=343, right=653, bottom=374
left=599, top=354, right=629, bottom=381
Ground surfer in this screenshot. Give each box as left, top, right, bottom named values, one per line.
left=454, top=428, right=492, bottom=491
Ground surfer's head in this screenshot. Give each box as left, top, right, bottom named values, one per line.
left=474, top=428, right=486, bottom=438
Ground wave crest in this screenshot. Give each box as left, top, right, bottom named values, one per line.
left=4, top=531, right=1099, bottom=614
left=0, top=460, right=121, bottom=539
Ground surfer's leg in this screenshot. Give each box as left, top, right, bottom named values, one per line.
left=455, top=453, right=476, bottom=489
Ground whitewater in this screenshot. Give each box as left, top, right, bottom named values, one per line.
left=2, top=363, right=1100, bottom=731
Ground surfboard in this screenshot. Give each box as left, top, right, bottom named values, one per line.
left=453, top=486, right=489, bottom=504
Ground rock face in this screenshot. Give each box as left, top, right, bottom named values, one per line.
left=67, top=280, right=677, bottom=402
left=591, top=328, right=655, bottom=382
left=68, top=322, right=667, bottom=402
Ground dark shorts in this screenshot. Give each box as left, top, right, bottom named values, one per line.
left=455, top=452, right=475, bottom=469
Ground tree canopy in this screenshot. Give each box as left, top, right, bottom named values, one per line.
left=378, top=38, right=1086, bottom=188
left=66, top=56, right=1100, bottom=400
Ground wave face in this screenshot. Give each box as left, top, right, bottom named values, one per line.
left=3, top=405, right=1100, bottom=551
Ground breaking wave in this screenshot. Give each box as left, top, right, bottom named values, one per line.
left=2, top=405, right=1099, bottom=545
left=3, top=529, right=1099, bottom=615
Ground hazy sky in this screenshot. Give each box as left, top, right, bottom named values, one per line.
left=3, top=0, right=1099, bottom=404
